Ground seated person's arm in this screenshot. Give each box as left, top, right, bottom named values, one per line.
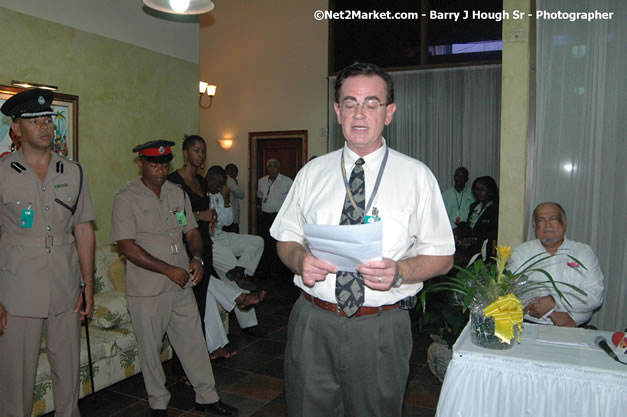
left=214, top=193, right=233, bottom=227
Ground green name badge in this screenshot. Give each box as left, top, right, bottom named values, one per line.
left=364, top=215, right=380, bottom=224
left=20, top=209, right=34, bottom=228
left=175, top=211, right=187, bottom=226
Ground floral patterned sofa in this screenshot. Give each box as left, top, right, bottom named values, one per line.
left=31, top=245, right=227, bottom=416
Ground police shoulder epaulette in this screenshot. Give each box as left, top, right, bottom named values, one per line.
left=10, top=161, right=26, bottom=173
left=114, top=181, right=133, bottom=195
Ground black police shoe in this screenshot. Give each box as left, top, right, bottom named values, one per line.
left=194, top=400, right=238, bottom=416
left=226, top=268, right=257, bottom=292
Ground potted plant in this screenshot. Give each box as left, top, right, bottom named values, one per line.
left=420, top=245, right=587, bottom=350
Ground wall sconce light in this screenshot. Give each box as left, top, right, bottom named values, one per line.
left=143, top=0, right=215, bottom=15
left=199, top=81, right=216, bottom=109
left=217, top=138, right=234, bottom=151
left=11, top=80, right=58, bottom=91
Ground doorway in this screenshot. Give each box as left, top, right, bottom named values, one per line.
left=248, top=130, right=307, bottom=234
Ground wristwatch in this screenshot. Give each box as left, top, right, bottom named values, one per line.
left=192, top=256, right=204, bottom=267
left=393, top=275, right=404, bottom=288
left=393, top=262, right=404, bottom=287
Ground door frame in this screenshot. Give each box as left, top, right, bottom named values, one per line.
left=248, top=130, right=308, bottom=234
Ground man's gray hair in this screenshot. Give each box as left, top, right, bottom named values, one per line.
left=266, top=158, right=280, bottom=169
left=532, top=202, right=567, bottom=226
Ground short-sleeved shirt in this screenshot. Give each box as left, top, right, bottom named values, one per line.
left=257, top=173, right=293, bottom=213
left=111, top=178, right=197, bottom=297
left=442, top=185, right=475, bottom=228
left=0, top=149, right=96, bottom=317
left=270, top=140, right=455, bottom=306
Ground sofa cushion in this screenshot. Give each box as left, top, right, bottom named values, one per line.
left=35, top=322, right=137, bottom=385
left=94, top=246, right=118, bottom=294
left=108, top=256, right=126, bottom=293
left=91, top=291, right=131, bottom=329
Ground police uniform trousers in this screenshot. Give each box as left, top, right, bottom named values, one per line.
left=126, top=287, right=219, bottom=410
left=284, top=295, right=412, bottom=417
left=0, top=309, right=81, bottom=417
left=212, top=232, right=264, bottom=277
left=203, top=276, right=257, bottom=353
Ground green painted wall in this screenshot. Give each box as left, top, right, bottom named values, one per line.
left=0, top=7, right=199, bottom=246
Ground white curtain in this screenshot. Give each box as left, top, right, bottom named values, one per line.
left=533, top=0, right=627, bottom=330
left=328, top=65, right=502, bottom=190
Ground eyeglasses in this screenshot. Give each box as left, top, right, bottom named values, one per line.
left=340, top=98, right=387, bottom=113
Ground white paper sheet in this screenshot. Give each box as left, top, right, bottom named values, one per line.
left=303, top=222, right=382, bottom=272
left=534, top=325, right=593, bottom=348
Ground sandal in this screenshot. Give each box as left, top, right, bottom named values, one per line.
left=236, top=290, right=267, bottom=311
left=209, top=347, right=238, bottom=361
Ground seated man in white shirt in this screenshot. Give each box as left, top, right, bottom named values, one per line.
left=206, top=166, right=264, bottom=287
left=205, top=165, right=266, bottom=337
left=508, top=202, right=604, bottom=327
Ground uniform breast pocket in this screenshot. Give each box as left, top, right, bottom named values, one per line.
left=1, top=189, right=37, bottom=221
left=381, top=209, right=414, bottom=258
left=53, top=186, right=76, bottom=212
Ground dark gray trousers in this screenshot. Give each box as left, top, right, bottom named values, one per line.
left=284, top=294, right=412, bottom=417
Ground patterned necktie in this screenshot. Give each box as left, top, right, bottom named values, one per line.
left=336, top=158, right=365, bottom=317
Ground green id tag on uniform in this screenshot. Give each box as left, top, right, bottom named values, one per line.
left=365, top=215, right=380, bottom=223
left=20, top=209, right=34, bottom=228
left=175, top=211, right=187, bottom=226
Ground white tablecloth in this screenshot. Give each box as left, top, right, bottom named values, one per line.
left=436, top=323, right=627, bottom=417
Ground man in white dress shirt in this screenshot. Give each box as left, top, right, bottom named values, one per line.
left=270, top=62, right=455, bottom=417
left=509, top=202, right=604, bottom=327
left=257, top=158, right=292, bottom=276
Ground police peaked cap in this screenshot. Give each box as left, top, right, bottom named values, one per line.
left=133, top=139, right=175, bottom=163
left=1, top=88, right=55, bottom=119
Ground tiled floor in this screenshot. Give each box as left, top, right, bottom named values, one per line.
left=44, top=276, right=441, bottom=417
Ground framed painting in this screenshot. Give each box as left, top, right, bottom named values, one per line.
left=0, top=85, right=79, bottom=161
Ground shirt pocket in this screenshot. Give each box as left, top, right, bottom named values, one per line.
left=52, top=183, right=77, bottom=212
left=380, top=208, right=413, bottom=258
left=1, top=188, right=37, bottom=225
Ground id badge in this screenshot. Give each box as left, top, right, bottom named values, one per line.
left=175, top=211, right=187, bottom=226
left=20, top=209, right=34, bottom=228
left=364, top=215, right=380, bottom=223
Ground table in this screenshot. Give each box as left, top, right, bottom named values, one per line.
left=435, top=323, right=627, bottom=417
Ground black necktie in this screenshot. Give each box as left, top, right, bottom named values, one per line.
left=335, top=158, right=365, bottom=317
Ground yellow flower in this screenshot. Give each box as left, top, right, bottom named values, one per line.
left=496, top=245, right=512, bottom=263
left=495, top=245, right=512, bottom=281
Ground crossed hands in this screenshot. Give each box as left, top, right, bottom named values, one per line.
left=524, top=295, right=576, bottom=327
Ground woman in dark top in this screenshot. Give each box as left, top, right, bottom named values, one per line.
left=454, top=176, right=499, bottom=266
left=168, top=135, right=263, bottom=360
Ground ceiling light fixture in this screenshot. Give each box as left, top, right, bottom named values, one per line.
left=143, top=0, right=215, bottom=15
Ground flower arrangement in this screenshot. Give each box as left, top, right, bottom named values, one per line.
left=420, top=245, right=587, bottom=347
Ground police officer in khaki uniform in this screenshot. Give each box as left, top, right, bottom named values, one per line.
left=0, top=89, right=96, bottom=417
left=110, top=140, right=237, bottom=417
